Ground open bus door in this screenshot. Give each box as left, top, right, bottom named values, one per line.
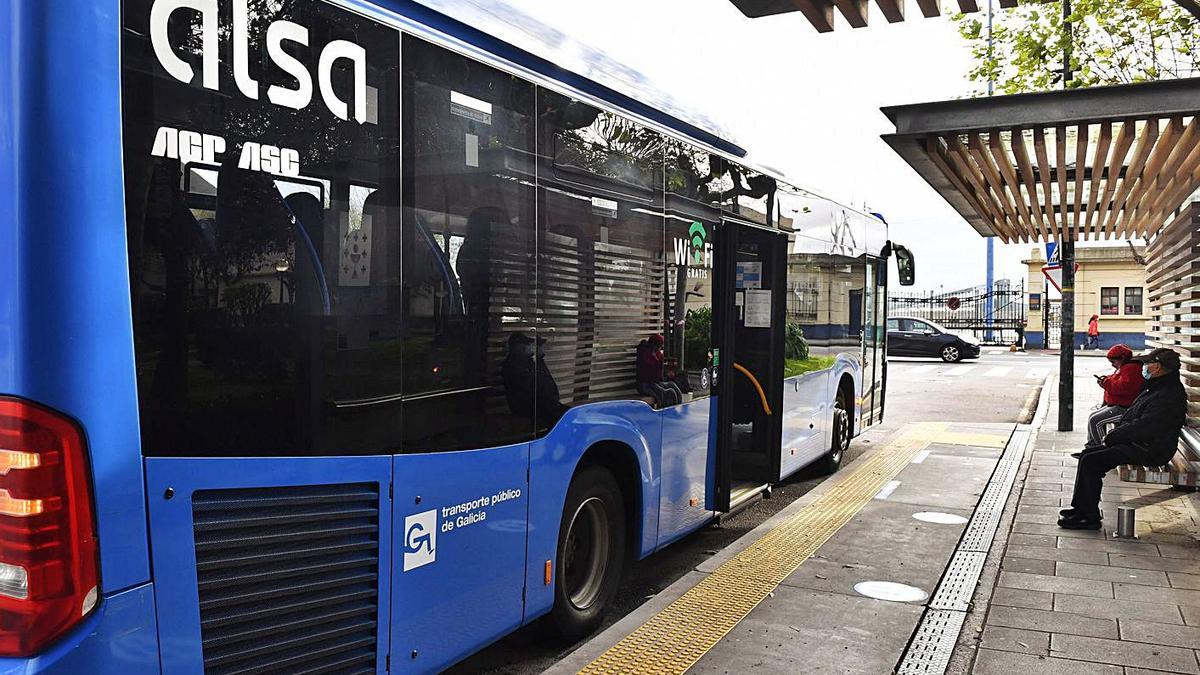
left=707, top=220, right=788, bottom=512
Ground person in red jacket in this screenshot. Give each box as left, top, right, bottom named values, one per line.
left=1086, top=314, right=1101, bottom=349
left=1074, top=344, right=1144, bottom=458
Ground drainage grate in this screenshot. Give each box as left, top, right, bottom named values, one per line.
left=896, top=610, right=967, bottom=675
left=896, top=427, right=1029, bottom=675
left=928, top=551, right=987, bottom=611
left=192, top=483, right=381, bottom=675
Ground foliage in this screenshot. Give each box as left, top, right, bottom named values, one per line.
left=784, top=355, right=836, bottom=378
left=957, top=0, right=1200, bottom=94
left=785, top=320, right=810, bottom=361
left=683, top=305, right=713, bottom=368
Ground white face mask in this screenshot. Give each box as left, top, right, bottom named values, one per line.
left=1142, top=364, right=1153, bottom=380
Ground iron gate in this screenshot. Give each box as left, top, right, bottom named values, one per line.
left=887, top=282, right=1026, bottom=346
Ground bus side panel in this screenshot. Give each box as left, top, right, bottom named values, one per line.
left=656, top=398, right=715, bottom=548
left=524, top=403, right=661, bottom=622
left=0, top=583, right=159, bottom=675
left=391, top=444, right=529, bottom=672
left=778, top=369, right=832, bottom=480
left=0, top=0, right=150, bottom=593
left=144, top=457, right=393, bottom=674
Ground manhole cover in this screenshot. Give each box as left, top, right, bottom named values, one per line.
left=913, top=511, right=969, bottom=525
left=853, top=581, right=928, bottom=603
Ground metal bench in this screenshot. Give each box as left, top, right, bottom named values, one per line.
left=1113, top=428, right=1200, bottom=537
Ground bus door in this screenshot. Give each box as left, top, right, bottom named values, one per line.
left=860, top=257, right=887, bottom=427
left=708, top=220, right=787, bottom=512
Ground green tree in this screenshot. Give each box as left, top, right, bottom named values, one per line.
left=957, top=0, right=1200, bottom=94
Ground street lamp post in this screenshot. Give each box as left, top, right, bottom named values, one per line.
left=275, top=259, right=290, bottom=304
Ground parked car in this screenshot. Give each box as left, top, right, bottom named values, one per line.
left=887, top=316, right=981, bottom=362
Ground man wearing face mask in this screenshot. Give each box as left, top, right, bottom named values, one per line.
left=1060, top=348, right=1187, bottom=530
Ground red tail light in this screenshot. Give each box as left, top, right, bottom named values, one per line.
left=0, top=398, right=98, bottom=656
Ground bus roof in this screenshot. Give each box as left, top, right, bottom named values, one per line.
left=353, top=0, right=884, bottom=228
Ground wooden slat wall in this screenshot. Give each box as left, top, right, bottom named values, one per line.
left=1147, top=201, right=1200, bottom=426
left=536, top=231, right=664, bottom=405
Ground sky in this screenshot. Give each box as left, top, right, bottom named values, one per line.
left=420, top=0, right=1063, bottom=292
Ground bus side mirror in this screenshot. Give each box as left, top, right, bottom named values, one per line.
left=893, top=245, right=915, bottom=286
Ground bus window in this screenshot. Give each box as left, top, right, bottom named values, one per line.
left=537, top=90, right=668, bottom=412
left=121, top=0, right=402, bottom=456
left=400, top=37, right=538, bottom=451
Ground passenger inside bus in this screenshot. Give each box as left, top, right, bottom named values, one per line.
left=502, top=333, right=570, bottom=429
left=635, top=334, right=683, bottom=408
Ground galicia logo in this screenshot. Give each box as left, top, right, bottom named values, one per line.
left=403, top=509, right=438, bottom=572
left=149, top=0, right=369, bottom=123
left=673, top=220, right=712, bottom=278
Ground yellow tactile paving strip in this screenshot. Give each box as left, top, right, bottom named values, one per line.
left=578, top=422, right=1011, bottom=675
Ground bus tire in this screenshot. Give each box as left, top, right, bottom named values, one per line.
left=550, top=465, right=626, bottom=641
left=819, top=388, right=851, bottom=475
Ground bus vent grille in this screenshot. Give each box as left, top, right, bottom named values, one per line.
left=191, top=483, right=381, bottom=675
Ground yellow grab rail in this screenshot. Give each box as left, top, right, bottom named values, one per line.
left=732, top=362, right=772, bottom=416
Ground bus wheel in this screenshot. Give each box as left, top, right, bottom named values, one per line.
left=551, top=465, right=626, bottom=640
left=820, top=390, right=851, bottom=475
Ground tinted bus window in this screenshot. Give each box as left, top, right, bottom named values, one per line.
left=400, top=37, right=538, bottom=451
left=538, top=91, right=669, bottom=411
left=665, top=141, right=722, bottom=399
left=122, top=0, right=402, bottom=455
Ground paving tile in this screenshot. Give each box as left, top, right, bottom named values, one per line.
left=1126, top=669, right=1194, bottom=675
left=1016, top=512, right=1068, bottom=525
left=1014, top=522, right=1109, bottom=540
left=991, top=587, right=1054, bottom=610
left=1157, top=543, right=1200, bottom=559
left=1056, top=562, right=1171, bottom=587
left=1116, top=583, right=1200, bottom=608
left=1120, top=619, right=1200, bottom=649
left=986, top=605, right=1117, bottom=638
left=1021, top=494, right=1064, bottom=507
left=971, top=648, right=1122, bottom=674
left=1170, top=573, right=1200, bottom=590
left=1003, top=558, right=1057, bottom=575
left=1049, top=633, right=1199, bottom=673
left=1181, top=605, right=1200, bottom=626
left=1053, top=595, right=1184, bottom=624
left=1010, top=533, right=1058, bottom=548
left=1028, top=481, right=1069, bottom=491
left=1020, top=504, right=1069, bottom=515
left=1058, top=537, right=1163, bottom=556
left=1007, top=544, right=1108, bottom=565
left=999, top=571, right=1113, bottom=598
left=1110, top=554, right=1200, bottom=575
left=980, top=625, right=1049, bottom=655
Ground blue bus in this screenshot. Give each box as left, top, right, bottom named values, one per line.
left=0, top=0, right=914, bottom=672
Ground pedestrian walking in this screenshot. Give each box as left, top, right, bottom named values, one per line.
left=1071, top=344, right=1143, bottom=459
left=1059, top=348, right=1186, bottom=530
left=1085, top=314, right=1100, bottom=349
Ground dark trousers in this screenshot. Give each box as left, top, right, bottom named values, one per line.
left=1069, top=444, right=1141, bottom=516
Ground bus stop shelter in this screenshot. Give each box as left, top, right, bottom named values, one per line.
left=880, top=77, right=1200, bottom=430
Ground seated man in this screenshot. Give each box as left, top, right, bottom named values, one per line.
left=1059, top=348, right=1187, bottom=530
left=1072, top=344, right=1143, bottom=459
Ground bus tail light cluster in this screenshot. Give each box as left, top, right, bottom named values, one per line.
left=0, top=398, right=98, bottom=656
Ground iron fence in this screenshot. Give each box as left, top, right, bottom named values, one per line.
left=888, top=282, right=1027, bottom=346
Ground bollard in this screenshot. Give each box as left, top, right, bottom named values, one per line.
left=1114, top=506, right=1137, bottom=539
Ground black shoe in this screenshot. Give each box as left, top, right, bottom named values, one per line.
left=1058, top=513, right=1102, bottom=530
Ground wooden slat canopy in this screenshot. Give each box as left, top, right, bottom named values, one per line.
left=882, top=78, right=1200, bottom=244
left=728, top=0, right=1197, bottom=31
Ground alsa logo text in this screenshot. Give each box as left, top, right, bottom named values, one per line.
left=150, top=0, right=369, bottom=123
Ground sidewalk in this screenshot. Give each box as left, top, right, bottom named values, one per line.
left=547, top=422, right=1019, bottom=674
left=958, top=368, right=1200, bottom=674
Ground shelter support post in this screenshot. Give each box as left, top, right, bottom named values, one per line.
left=1058, top=238, right=1075, bottom=431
